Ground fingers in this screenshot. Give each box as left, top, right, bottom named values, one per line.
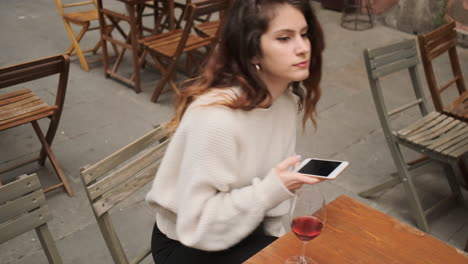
left=294, top=173, right=324, bottom=185
left=276, top=155, right=301, bottom=171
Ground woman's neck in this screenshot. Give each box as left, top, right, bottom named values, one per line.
left=258, top=75, right=290, bottom=108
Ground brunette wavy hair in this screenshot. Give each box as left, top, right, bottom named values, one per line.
left=168, top=0, right=325, bottom=132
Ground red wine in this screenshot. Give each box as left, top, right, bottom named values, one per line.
left=291, top=216, right=323, bottom=241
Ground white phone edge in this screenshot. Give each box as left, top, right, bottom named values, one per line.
left=295, top=158, right=349, bottom=180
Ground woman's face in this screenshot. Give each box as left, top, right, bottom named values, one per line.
left=255, top=4, right=311, bottom=88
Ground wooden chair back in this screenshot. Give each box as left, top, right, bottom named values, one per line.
left=362, top=39, right=467, bottom=232
left=418, top=21, right=467, bottom=120
left=139, top=0, right=230, bottom=102
left=363, top=39, right=429, bottom=132
left=175, top=0, right=229, bottom=59
left=80, top=124, right=171, bottom=264
left=54, top=0, right=97, bottom=17
left=0, top=173, right=62, bottom=263
left=0, top=54, right=72, bottom=196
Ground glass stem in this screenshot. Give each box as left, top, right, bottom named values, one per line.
left=300, top=241, right=307, bottom=264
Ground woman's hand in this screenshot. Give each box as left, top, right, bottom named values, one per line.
left=275, top=155, right=323, bottom=191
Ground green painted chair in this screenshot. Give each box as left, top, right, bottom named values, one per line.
left=0, top=173, right=62, bottom=264
left=361, top=39, right=468, bottom=232
left=80, top=124, right=171, bottom=264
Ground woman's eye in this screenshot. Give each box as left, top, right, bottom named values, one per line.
left=301, top=33, right=309, bottom=38
left=277, top=36, right=290, bottom=42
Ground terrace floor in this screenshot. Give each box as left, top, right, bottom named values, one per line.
left=1, top=1, right=468, bottom=263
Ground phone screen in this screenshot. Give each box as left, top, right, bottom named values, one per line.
left=298, top=160, right=342, bottom=177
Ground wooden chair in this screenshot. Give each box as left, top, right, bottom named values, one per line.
left=0, top=173, right=62, bottom=264
left=54, top=0, right=115, bottom=71
left=0, top=54, right=73, bottom=196
left=80, top=124, right=171, bottom=264
left=418, top=21, right=467, bottom=121
left=362, top=39, right=468, bottom=232
left=139, top=0, right=229, bottom=102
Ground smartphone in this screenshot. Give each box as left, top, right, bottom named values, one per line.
left=295, top=158, right=349, bottom=179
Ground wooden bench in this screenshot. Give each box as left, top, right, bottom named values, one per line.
left=0, top=173, right=62, bottom=264
left=80, top=124, right=171, bottom=264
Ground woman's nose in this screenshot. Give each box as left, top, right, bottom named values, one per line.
left=295, top=37, right=310, bottom=55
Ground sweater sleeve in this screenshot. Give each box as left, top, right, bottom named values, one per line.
left=175, top=108, right=293, bottom=251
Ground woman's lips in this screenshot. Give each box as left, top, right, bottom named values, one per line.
left=293, top=60, right=309, bottom=68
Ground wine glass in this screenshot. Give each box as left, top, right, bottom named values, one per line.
left=285, top=187, right=326, bottom=264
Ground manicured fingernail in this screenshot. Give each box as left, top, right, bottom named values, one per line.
left=296, top=154, right=302, bottom=160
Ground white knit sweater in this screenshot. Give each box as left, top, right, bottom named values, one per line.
left=146, top=87, right=297, bottom=251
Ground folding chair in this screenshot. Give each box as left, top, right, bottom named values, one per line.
left=80, top=124, right=171, bottom=264
left=54, top=0, right=115, bottom=71
left=362, top=39, right=468, bottom=232
left=0, top=173, right=63, bottom=264
left=139, top=0, right=229, bottom=102
left=0, top=54, right=73, bottom=196
left=418, top=21, right=467, bottom=121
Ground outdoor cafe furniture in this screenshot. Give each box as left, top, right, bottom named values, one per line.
left=54, top=0, right=117, bottom=72
left=418, top=21, right=467, bottom=122
left=361, top=39, right=467, bottom=232
left=80, top=124, right=171, bottom=264
left=0, top=173, right=63, bottom=264
left=95, top=0, right=176, bottom=93
left=139, top=0, right=228, bottom=102
left=245, top=195, right=468, bottom=264
left=341, top=0, right=374, bottom=31
left=0, top=54, right=73, bottom=196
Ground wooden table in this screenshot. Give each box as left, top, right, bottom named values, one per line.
left=245, top=195, right=468, bottom=264
left=96, top=0, right=177, bottom=93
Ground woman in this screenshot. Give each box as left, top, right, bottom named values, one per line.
left=146, top=0, right=325, bottom=263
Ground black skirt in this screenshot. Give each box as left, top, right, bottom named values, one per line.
left=151, top=222, right=277, bottom=264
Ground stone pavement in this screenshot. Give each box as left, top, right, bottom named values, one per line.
left=1, top=1, right=467, bottom=263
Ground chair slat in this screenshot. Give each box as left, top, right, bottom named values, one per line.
left=427, top=38, right=457, bottom=61
left=0, top=61, right=62, bottom=89
left=0, top=55, right=63, bottom=75
left=82, top=124, right=170, bottom=184
left=404, top=114, right=448, bottom=139
left=367, top=39, right=415, bottom=59
left=0, top=189, right=46, bottom=224
left=0, top=89, right=31, bottom=101
left=429, top=123, right=468, bottom=150
left=438, top=76, right=460, bottom=93
left=0, top=174, right=41, bottom=204
left=422, top=22, right=455, bottom=41
left=0, top=94, right=43, bottom=114
left=0, top=109, right=55, bottom=131
left=92, top=161, right=161, bottom=217
left=417, top=121, right=465, bottom=146
left=408, top=117, right=458, bottom=143
left=0, top=90, right=36, bottom=107
left=446, top=91, right=468, bottom=113
left=0, top=101, right=50, bottom=122
left=425, top=30, right=458, bottom=53
left=87, top=139, right=169, bottom=200
left=443, top=140, right=468, bottom=158
left=388, top=99, right=423, bottom=117
left=397, top=112, right=440, bottom=136
left=370, top=46, right=418, bottom=69
left=0, top=205, right=50, bottom=244
left=372, top=56, right=419, bottom=79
